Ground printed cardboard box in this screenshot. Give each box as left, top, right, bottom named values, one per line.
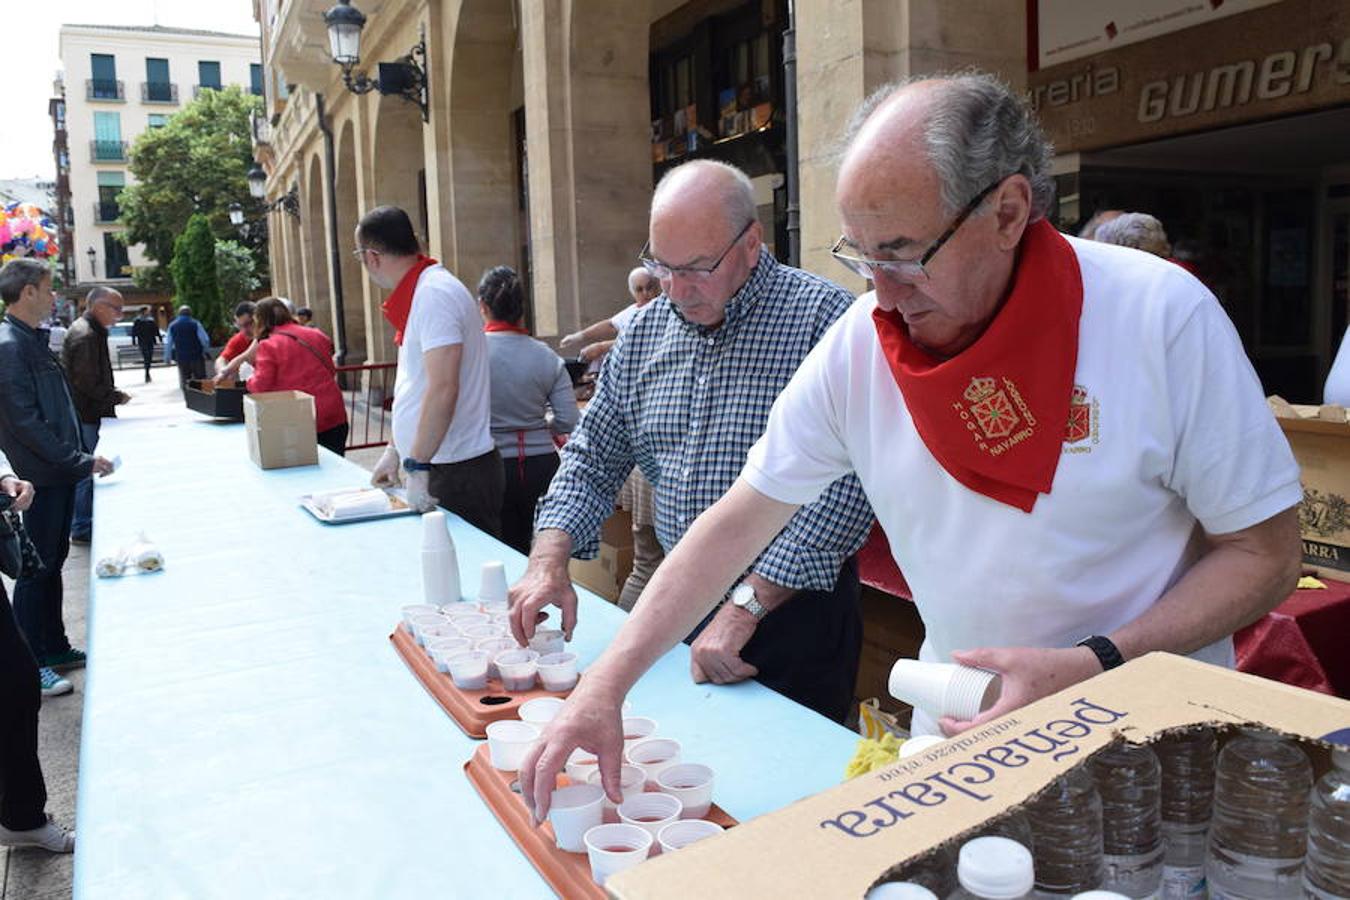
left=243, top=390, right=318, bottom=470
left=608, top=653, right=1350, bottom=899
left=1270, top=399, right=1350, bottom=575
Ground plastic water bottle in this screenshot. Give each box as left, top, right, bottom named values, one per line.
left=1303, top=747, right=1350, bottom=899
left=1205, top=728, right=1312, bottom=899
left=950, top=836, right=1035, bottom=899
left=1027, top=767, right=1105, bottom=897
left=1154, top=728, right=1216, bottom=899
left=872, top=846, right=954, bottom=899
left=865, top=883, right=938, bottom=900
left=978, top=810, right=1035, bottom=853
left=420, top=510, right=462, bottom=606
left=1091, top=743, right=1164, bottom=899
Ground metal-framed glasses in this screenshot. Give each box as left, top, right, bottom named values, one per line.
left=351, top=246, right=380, bottom=262
left=638, top=218, right=754, bottom=282
left=830, top=179, right=1003, bottom=284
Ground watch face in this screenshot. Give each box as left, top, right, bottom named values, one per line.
left=731, top=584, right=753, bottom=607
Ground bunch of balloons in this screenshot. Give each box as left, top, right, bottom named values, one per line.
left=0, top=202, right=61, bottom=266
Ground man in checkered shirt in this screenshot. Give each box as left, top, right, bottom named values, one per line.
left=509, top=160, right=874, bottom=723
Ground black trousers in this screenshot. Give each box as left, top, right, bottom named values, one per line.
left=317, top=424, right=348, bottom=457
left=428, top=449, right=505, bottom=539
left=13, top=484, right=75, bottom=663
left=138, top=345, right=155, bottom=380
left=499, top=452, right=560, bottom=555
left=0, top=581, right=46, bottom=831
left=176, top=358, right=207, bottom=393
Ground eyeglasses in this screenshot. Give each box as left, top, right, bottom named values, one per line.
left=351, top=246, right=379, bottom=262
left=830, top=179, right=1004, bottom=284
left=638, top=219, right=754, bottom=282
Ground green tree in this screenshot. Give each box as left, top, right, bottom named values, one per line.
left=171, top=214, right=225, bottom=342
left=119, top=87, right=266, bottom=291
left=215, top=239, right=261, bottom=310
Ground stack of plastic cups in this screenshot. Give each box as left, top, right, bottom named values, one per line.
left=420, top=510, right=461, bottom=607
left=888, top=659, right=1001, bottom=722
left=478, top=560, right=509, bottom=606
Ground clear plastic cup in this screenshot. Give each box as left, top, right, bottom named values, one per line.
left=445, top=650, right=491, bottom=690
left=478, top=560, right=509, bottom=605
left=407, top=613, right=447, bottom=646
left=495, top=649, right=540, bottom=692
left=427, top=637, right=472, bottom=672
left=484, top=719, right=539, bottom=771
left=566, top=747, right=601, bottom=784
left=537, top=652, right=579, bottom=692
left=529, top=628, right=565, bottom=656
left=584, top=823, right=652, bottom=886
left=655, top=763, right=715, bottom=819
left=657, top=818, right=724, bottom=853
left=548, top=783, right=605, bottom=853
left=887, top=659, right=1001, bottom=721
left=519, top=696, right=566, bottom=726
left=621, top=717, right=658, bottom=752
left=618, top=792, right=683, bottom=852
left=625, top=737, right=682, bottom=789
left=588, top=764, right=646, bottom=823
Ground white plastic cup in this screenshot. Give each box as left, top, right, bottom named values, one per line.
left=529, top=628, right=565, bottom=656
left=657, top=818, right=724, bottom=853
left=655, top=763, right=715, bottom=819
left=495, top=649, right=540, bottom=692
left=519, top=696, right=566, bottom=726
left=401, top=604, right=439, bottom=630
left=898, top=734, right=947, bottom=758
left=618, top=792, right=683, bottom=853
left=625, top=737, right=682, bottom=788
left=419, top=623, right=459, bottom=647
left=476, top=637, right=520, bottom=681
left=484, top=719, right=540, bottom=771
left=479, top=600, right=510, bottom=617
left=444, top=605, right=486, bottom=622
left=459, top=623, right=504, bottom=642
left=621, top=717, right=658, bottom=752
left=887, top=659, right=1001, bottom=721
left=537, top=652, right=579, bottom=692
left=566, top=747, right=601, bottom=784
left=478, top=560, right=509, bottom=605
left=407, top=614, right=447, bottom=646
left=445, top=650, right=491, bottom=690
left=588, top=764, right=645, bottom=823
left=548, top=783, right=605, bottom=853
left=583, top=823, right=652, bottom=886
left=427, top=637, right=472, bottom=672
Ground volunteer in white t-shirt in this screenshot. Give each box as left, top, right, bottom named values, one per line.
left=516, top=72, right=1304, bottom=818
left=558, top=267, right=663, bottom=366
left=358, top=205, right=502, bottom=534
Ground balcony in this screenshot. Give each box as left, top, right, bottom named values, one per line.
left=192, top=84, right=222, bottom=99
left=86, top=78, right=125, bottom=101
left=93, top=201, right=120, bottom=224
left=90, top=140, right=127, bottom=162
left=141, top=81, right=178, bottom=104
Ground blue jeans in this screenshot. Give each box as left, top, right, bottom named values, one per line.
left=13, top=482, right=75, bottom=663
left=71, top=422, right=100, bottom=540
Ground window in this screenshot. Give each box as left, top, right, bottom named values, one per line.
left=147, top=113, right=168, bottom=129
left=198, top=61, right=221, bottom=90
left=103, top=232, right=130, bottom=279
left=92, top=112, right=123, bottom=161
left=90, top=53, right=120, bottom=99
left=97, top=172, right=125, bottom=222
left=144, top=57, right=173, bottom=102
left=250, top=63, right=264, bottom=97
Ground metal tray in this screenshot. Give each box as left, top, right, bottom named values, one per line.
left=298, top=488, right=414, bottom=525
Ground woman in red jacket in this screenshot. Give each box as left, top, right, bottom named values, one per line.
left=248, top=298, right=349, bottom=455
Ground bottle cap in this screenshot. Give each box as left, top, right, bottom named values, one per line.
left=957, top=836, right=1034, bottom=899
left=865, top=883, right=938, bottom=900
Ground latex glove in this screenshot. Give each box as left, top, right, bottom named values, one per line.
left=690, top=603, right=759, bottom=684
left=558, top=332, right=583, bottom=351
left=508, top=554, right=579, bottom=644
left=404, top=469, right=438, bottom=513
left=370, top=444, right=401, bottom=488
left=938, top=645, right=1101, bottom=737
left=518, top=680, right=625, bottom=820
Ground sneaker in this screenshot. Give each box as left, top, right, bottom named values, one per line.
left=0, top=816, right=75, bottom=853
left=69, top=534, right=91, bottom=546
left=43, top=648, right=87, bottom=671
left=38, top=667, right=73, bottom=697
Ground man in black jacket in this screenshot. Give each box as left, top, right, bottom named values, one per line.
left=62, top=287, right=130, bottom=546
left=0, top=260, right=113, bottom=696
left=130, top=308, right=160, bottom=382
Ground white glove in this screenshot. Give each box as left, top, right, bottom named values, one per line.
left=405, top=469, right=439, bottom=513
left=559, top=332, right=583, bottom=351
left=371, top=444, right=401, bottom=488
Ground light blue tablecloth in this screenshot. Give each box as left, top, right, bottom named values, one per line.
left=73, top=412, right=857, bottom=898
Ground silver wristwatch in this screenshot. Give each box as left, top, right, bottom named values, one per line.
left=730, top=582, right=768, bottom=621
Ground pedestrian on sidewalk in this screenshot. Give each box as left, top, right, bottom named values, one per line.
left=164, top=305, right=211, bottom=394
left=62, top=286, right=132, bottom=545
left=247, top=298, right=349, bottom=456
left=131, top=307, right=160, bottom=382
left=0, top=259, right=114, bottom=697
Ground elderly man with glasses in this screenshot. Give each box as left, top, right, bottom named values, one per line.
left=510, top=159, right=874, bottom=725
left=516, top=73, right=1304, bottom=820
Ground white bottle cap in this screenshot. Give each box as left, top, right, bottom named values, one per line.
left=957, top=836, right=1034, bottom=899
left=898, top=734, right=946, bottom=758
left=865, top=883, right=938, bottom=900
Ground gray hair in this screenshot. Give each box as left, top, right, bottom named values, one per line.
left=86, top=286, right=123, bottom=307
left=842, top=71, right=1056, bottom=221
left=0, top=258, right=51, bottom=304
left=1093, top=212, right=1171, bottom=258
left=627, top=266, right=657, bottom=292
left=653, top=160, right=757, bottom=234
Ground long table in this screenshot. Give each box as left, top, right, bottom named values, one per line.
left=73, top=409, right=857, bottom=898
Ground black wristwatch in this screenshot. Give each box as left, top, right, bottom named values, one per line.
left=1077, top=635, right=1125, bottom=671
left=402, top=457, right=432, bottom=473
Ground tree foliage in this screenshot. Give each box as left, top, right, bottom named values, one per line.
left=119, top=87, right=266, bottom=291
left=171, top=214, right=225, bottom=341
left=215, top=239, right=261, bottom=310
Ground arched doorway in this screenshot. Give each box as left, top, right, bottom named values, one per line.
left=303, top=154, right=332, bottom=334
left=335, top=118, right=367, bottom=364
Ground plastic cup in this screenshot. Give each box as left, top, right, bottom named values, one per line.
left=887, top=659, right=1001, bottom=721
left=427, top=637, right=472, bottom=671
left=449, top=612, right=491, bottom=631
left=583, top=823, right=652, bottom=886
left=479, top=600, right=510, bottom=617
left=655, top=763, right=715, bottom=819
left=588, top=764, right=645, bottom=824
left=484, top=719, right=540, bottom=771
left=445, top=650, right=491, bottom=690
left=657, top=818, right=724, bottom=853
left=618, top=792, right=683, bottom=853
left=537, top=652, right=579, bottom=692
left=898, top=734, right=947, bottom=758
left=419, top=622, right=459, bottom=646
left=401, top=604, right=439, bottom=630
left=529, top=628, right=565, bottom=656
left=495, top=649, right=540, bottom=692
left=621, top=717, right=658, bottom=752
left=475, top=637, right=519, bottom=681
left=407, top=613, right=446, bottom=646
left=625, top=737, right=682, bottom=788
left=565, top=747, right=601, bottom=784
left=519, top=696, right=566, bottom=726
left=548, top=783, right=605, bottom=853
left=478, top=560, right=509, bottom=605
left=444, top=604, right=486, bottom=621
left=459, top=623, right=504, bottom=642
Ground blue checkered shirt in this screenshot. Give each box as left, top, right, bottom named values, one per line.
left=534, top=249, right=874, bottom=591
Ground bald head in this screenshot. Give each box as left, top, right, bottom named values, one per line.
left=86, top=286, right=124, bottom=328
left=627, top=266, right=660, bottom=305
left=651, top=160, right=756, bottom=241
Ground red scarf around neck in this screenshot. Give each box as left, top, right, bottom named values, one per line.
left=381, top=255, right=439, bottom=345
left=871, top=219, right=1083, bottom=513
left=483, top=321, right=531, bottom=335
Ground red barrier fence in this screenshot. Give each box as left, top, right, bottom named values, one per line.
left=338, top=362, right=397, bottom=451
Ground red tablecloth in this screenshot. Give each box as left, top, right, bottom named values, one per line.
left=1236, top=576, right=1350, bottom=698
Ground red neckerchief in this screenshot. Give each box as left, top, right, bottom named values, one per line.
left=483, top=321, right=531, bottom=335
left=381, top=255, right=438, bottom=345
left=871, top=219, right=1083, bottom=512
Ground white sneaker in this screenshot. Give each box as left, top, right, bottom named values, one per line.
left=39, top=667, right=73, bottom=697
left=0, top=816, right=75, bottom=853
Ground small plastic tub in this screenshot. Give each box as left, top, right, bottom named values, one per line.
left=495, top=649, right=540, bottom=692
left=445, top=650, right=491, bottom=691
left=537, top=652, right=579, bottom=692
left=484, top=719, right=540, bottom=771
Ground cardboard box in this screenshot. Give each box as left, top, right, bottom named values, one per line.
left=243, top=391, right=318, bottom=470
left=608, top=653, right=1350, bottom=899
left=184, top=379, right=248, bottom=420
left=1271, top=399, right=1350, bottom=576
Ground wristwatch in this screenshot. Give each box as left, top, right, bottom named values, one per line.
left=402, top=457, right=432, bottom=473
left=730, top=582, right=768, bottom=621
left=1076, top=634, right=1125, bottom=671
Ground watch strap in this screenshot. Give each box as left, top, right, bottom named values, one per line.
left=1076, top=634, right=1125, bottom=671
left=402, top=457, right=432, bottom=472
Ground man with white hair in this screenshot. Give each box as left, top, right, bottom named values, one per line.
left=510, top=160, right=874, bottom=724
left=1092, top=211, right=1172, bottom=258
left=517, top=73, right=1303, bottom=821
left=558, top=266, right=664, bottom=364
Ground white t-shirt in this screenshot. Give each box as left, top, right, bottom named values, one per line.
left=392, top=264, right=494, bottom=464
left=742, top=236, right=1303, bottom=735
left=610, top=303, right=639, bottom=333
left=1325, top=325, right=1350, bottom=405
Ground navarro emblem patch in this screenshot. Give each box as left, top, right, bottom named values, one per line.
left=953, top=376, right=1037, bottom=457
left=1063, top=384, right=1100, bottom=453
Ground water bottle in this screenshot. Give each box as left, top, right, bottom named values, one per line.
left=1155, top=729, right=1216, bottom=899
left=872, top=846, right=955, bottom=899
left=1092, top=743, right=1164, bottom=899
left=1303, top=747, right=1350, bottom=899
left=950, top=836, right=1035, bottom=899
left=1027, top=767, right=1105, bottom=897
left=1205, top=728, right=1312, bottom=899
left=865, top=883, right=938, bottom=900
left=420, top=510, right=462, bottom=606
left=978, top=810, right=1035, bottom=853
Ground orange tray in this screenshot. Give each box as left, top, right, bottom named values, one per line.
left=463, top=743, right=737, bottom=899
left=390, top=624, right=574, bottom=738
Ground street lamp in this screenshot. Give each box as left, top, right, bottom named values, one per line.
left=246, top=163, right=267, bottom=200
left=86, top=246, right=96, bottom=279
left=228, top=203, right=245, bottom=227
left=322, top=0, right=428, bottom=122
